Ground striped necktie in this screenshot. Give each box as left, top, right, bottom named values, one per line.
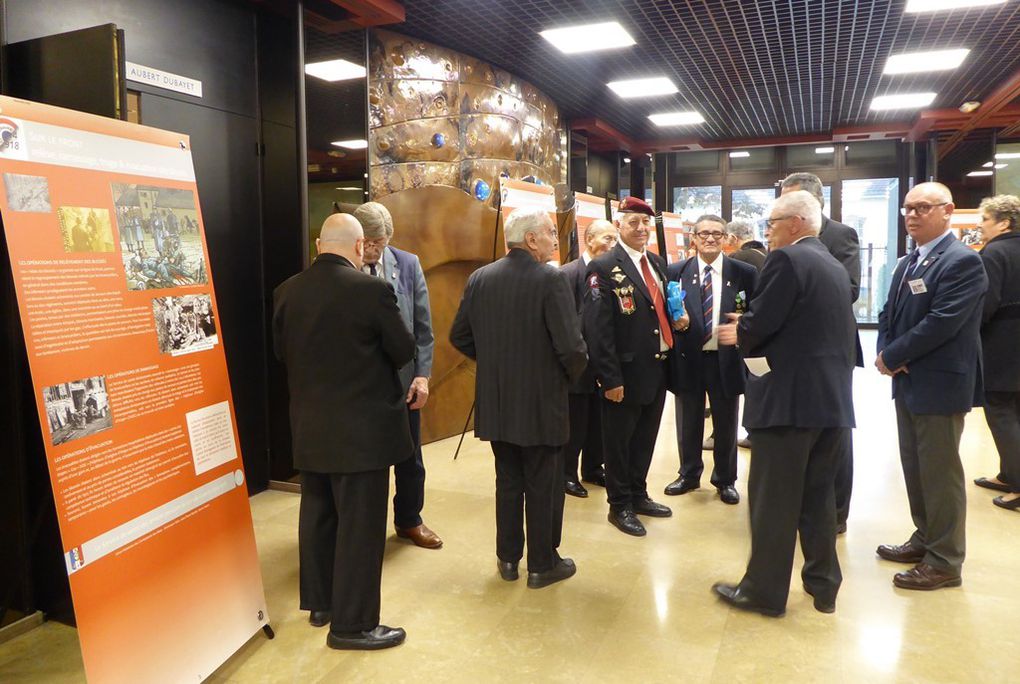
left=702, top=265, right=713, bottom=345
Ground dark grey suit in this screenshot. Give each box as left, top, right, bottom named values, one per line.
left=980, top=231, right=1020, bottom=493
left=735, top=237, right=856, bottom=612
left=450, top=248, right=587, bottom=571
left=273, top=252, right=414, bottom=633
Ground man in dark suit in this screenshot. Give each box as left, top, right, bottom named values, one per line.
left=560, top=219, right=618, bottom=498
left=974, top=194, right=1020, bottom=510
left=712, top=190, right=856, bottom=617
left=665, top=215, right=758, bottom=505
left=584, top=196, right=686, bottom=536
left=726, top=219, right=767, bottom=272
left=781, top=172, right=862, bottom=534
left=355, top=202, right=442, bottom=550
left=876, top=182, right=987, bottom=590
left=273, top=213, right=413, bottom=650
left=450, top=207, right=587, bottom=588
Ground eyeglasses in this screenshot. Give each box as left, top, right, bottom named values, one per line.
left=765, top=215, right=795, bottom=228
left=900, top=202, right=948, bottom=217
left=694, top=231, right=726, bottom=241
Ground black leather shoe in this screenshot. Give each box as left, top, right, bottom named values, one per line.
left=664, top=477, right=700, bottom=496
left=718, top=485, right=739, bottom=505
left=632, top=497, right=672, bottom=517
left=309, top=610, right=330, bottom=628
left=608, top=508, right=646, bottom=536
left=497, top=559, right=519, bottom=581
left=582, top=471, right=606, bottom=487
left=993, top=495, right=1020, bottom=510
left=974, top=476, right=1011, bottom=493
left=327, top=625, right=406, bottom=650
left=876, top=542, right=925, bottom=564
left=803, top=585, right=836, bottom=613
left=711, top=582, right=784, bottom=617
left=565, top=480, right=588, bottom=498
left=527, top=558, right=577, bottom=588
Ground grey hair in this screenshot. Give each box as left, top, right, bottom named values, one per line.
left=781, top=172, right=825, bottom=209
left=352, top=202, right=394, bottom=240
left=504, top=206, right=550, bottom=246
left=694, top=214, right=726, bottom=229
left=774, top=191, right=822, bottom=233
left=726, top=219, right=755, bottom=242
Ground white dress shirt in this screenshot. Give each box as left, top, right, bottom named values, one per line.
left=698, top=254, right=724, bottom=351
left=621, top=241, right=669, bottom=352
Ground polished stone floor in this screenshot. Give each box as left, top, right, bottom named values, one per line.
left=3, top=335, right=1018, bottom=682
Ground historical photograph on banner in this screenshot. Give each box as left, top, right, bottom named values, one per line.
left=3, top=172, right=52, bottom=212
left=57, top=207, right=115, bottom=253
left=42, top=375, right=113, bottom=446
left=112, top=183, right=208, bottom=289
left=152, top=293, right=218, bottom=356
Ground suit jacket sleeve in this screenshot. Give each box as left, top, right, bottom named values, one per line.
left=449, top=274, right=476, bottom=360
left=545, top=269, right=588, bottom=384
left=840, top=230, right=862, bottom=302
left=981, top=248, right=1004, bottom=325
left=583, top=261, right=622, bottom=390
left=736, top=250, right=797, bottom=354
left=374, top=280, right=416, bottom=369
left=409, top=254, right=435, bottom=377
left=881, top=252, right=988, bottom=370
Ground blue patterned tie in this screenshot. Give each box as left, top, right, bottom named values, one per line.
left=702, top=265, right=713, bottom=345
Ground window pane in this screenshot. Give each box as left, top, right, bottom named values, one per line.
left=672, top=150, right=720, bottom=173
left=673, top=185, right=722, bottom=224
left=731, top=187, right=776, bottom=240
left=841, top=177, right=900, bottom=324
left=995, top=141, right=1020, bottom=196
left=844, top=141, right=897, bottom=166
left=787, top=144, right=834, bottom=168
left=728, top=148, right=776, bottom=172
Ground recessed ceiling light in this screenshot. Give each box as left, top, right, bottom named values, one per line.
left=332, top=139, right=368, bottom=149
left=905, top=0, right=1006, bottom=12
left=648, top=111, right=705, bottom=126
left=983, top=161, right=994, bottom=167
left=996, top=163, right=1008, bottom=169
left=729, top=151, right=750, bottom=158
left=335, top=186, right=362, bottom=191
left=995, top=152, right=1020, bottom=159
left=305, top=59, right=366, bottom=82
left=607, top=77, right=678, bottom=98
left=815, top=147, right=835, bottom=154
left=623, top=157, right=631, bottom=164
left=883, top=49, right=970, bottom=75
left=540, top=21, right=635, bottom=54
left=870, top=92, right=937, bottom=110
left=968, top=170, right=994, bottom=176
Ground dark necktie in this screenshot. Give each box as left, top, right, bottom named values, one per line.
left=369, top=263, right=378, bottom=277
left=702, top=265, right=713, bottom=345
left=640, top=255, right=673, bottom=348
left=896, top=250, right=920, bottom=307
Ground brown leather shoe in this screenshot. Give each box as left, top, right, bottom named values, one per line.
left=893, top=563, right=962, bottom=591
left=876, top=542, right=925, bottom=564
left=395, top=523, right=443, bottom=549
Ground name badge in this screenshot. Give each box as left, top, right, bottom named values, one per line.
left=908, top=278, right=927, bottom=295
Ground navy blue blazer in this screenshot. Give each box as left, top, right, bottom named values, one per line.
left=666, top=255, right=758, bottom=397
left=877, top=232, right=987, bottom=415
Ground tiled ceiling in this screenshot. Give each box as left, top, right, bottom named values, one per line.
left=385, top=0, right=1020, bottom=144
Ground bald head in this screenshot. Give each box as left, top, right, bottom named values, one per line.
left=910, top=181, right=953, bottom=204
left=317, top=213, right=365, bottom=267
left=585, top=219, right=619, bottom=258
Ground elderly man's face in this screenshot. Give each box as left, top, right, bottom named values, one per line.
left=362, top=235, right=389, bottom=265
left=902, top=185, right=953, bottom=247
left=529, top=216, right=559, bottom=263
left=765, top=210, right=803, bottom=250
left=616, top=212, right=652, bottom=251
left=586, top=228, right=618, bottom=257
left=693, top=220, right=726, bottom=261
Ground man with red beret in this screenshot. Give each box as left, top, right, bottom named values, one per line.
left=583, top=196, right=687, bottom=536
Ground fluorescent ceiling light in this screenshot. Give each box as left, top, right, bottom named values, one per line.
left=335, top=186, right=361, bottom=191
left=983, top=161, right=994, bottom=167
left=305, top=59, right=365, bottom=82
left=968, top=170, right=994, bottom=176
left=331, top=139, right=368, bottom=149
left=995, top=152, right=1020, bottom=159
left=623, top=157, right=631, bottom=164
left=607, top=77, right=678, bottom=98
left=870, top=92, right=937, bottom=110
left=540, top=21, right=635, bottom=54
left=996, top=163, right=1008, bottom=169
left=883, top=49, right=969, bottom=75
left=905, top=0, right=1006, bottom=13
left=981, top=161, right=1008, bottom=169
left=729, top=151, right=750, bottom=158
left=815, top=147, right=835, bottom=154
left=648, top=111, right=705, bottom=126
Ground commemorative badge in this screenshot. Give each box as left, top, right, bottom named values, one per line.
left=734, top=289, right=747, bottom=314
left=612, top=273, right=626, bottom=283
left=614, top=285, right=636, bottom=314
left=587, top=272, right=602, bottom=299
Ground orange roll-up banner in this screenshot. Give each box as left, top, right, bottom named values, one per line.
left=573, top=192, right=608, bottom=255
left=0, top=97, right=267, bottom=683
left=499, top=178, right=560, bottom=263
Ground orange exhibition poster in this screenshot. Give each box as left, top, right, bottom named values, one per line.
left=0, top=96, right=267, bottom=683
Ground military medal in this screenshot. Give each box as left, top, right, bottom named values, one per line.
left=735, top=289, right=747, bottom=314
left=612, top=273, right=626, bottom=283
left=614, top=285, right=636, bottom=314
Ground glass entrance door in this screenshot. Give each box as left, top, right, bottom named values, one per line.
left=730, top=187, right=776, bottom=241
left=840, top=178, right=900, bottom=324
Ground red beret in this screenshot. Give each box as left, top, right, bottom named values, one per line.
left=618, top=195, right=654, bottom=216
